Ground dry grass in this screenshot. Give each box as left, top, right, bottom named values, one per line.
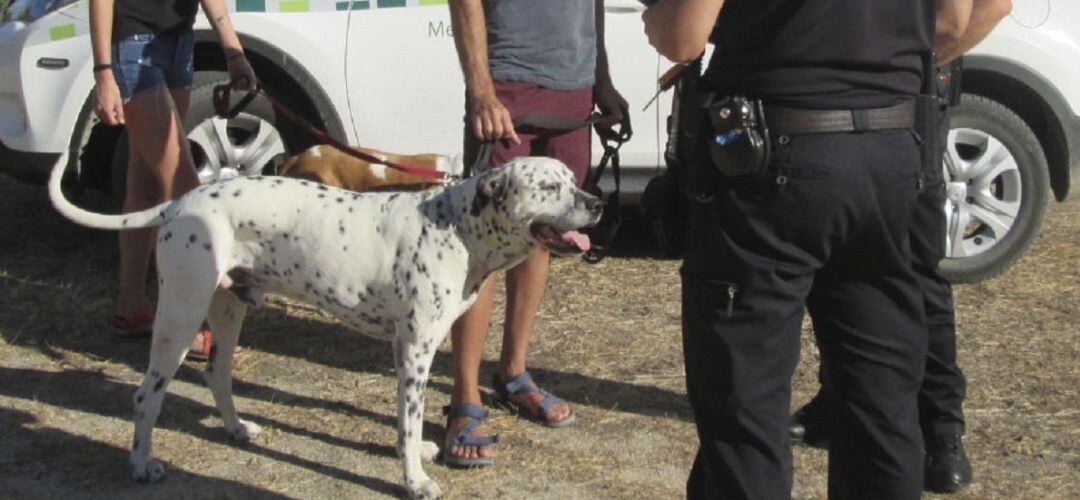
left=0, top=172, right=1076, bottom=499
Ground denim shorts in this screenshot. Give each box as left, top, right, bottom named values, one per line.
left=111, top=32, right=195, bottom=101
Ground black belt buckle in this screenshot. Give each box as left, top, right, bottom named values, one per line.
left=705, top=95, right=771, bottom=177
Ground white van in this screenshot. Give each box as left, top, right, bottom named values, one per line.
left=0, top=0, right=1076, bottom=283
left=0, top=0, right=667, bottom=189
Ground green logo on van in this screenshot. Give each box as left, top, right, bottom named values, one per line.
left=48, top=24, right=76, bottom=41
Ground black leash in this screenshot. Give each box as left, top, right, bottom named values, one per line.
left=581, top=135, right=627, bottom=263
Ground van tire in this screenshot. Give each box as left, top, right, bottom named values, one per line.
left=184, top=71, right=296, bottom=183
left=938, top=94, right=1051, bottom=283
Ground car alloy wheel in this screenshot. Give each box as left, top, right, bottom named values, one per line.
left=187, top=111, right=286, bottom=184
left=943, top=127, right=1021, bottom=259
left=938, top=94, right=1050, bottom=283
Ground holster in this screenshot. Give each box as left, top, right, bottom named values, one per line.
left=641, top=58, right=704, bottom=258
left=915, top=93, right=939, bottom=186
left=704, top=94, right=770, bottom=178
left=915, top=55, right=964, bottom=188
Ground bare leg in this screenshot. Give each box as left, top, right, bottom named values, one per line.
left=165, top=87, right=214, bottom=354
left=446, top=247, right=572, bottom=462
left=498, top=248, right=571, bottom=423
left=115, top=87, right=198, bottom=318
left=114, top=87, right=215, bottom=353
left=499, top=249, right=549, bottom=375
left=116, top=149, right=158, bottom=317
left=447, top=276, right=497, bottom=461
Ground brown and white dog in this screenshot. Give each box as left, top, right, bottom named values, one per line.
left=277, top=144, right=464, bottom=192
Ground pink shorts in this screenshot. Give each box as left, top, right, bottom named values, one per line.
left=464, top=81, right=593, bottom=186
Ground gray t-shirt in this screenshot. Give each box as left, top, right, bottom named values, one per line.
left=485, top=0, right=597, bottom=91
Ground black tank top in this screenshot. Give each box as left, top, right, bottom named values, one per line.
left=704, top=0, right=935, bottom=109
left=112, top=0, right=199, bottom=42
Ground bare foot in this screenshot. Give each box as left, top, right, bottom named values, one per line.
left=499, top=372, right=573, bottom=425
left=187, top=330, right=242, bottom=361
left=446, top=416, right=496, bottom=461
left=190, top=330, right=210, bottom=355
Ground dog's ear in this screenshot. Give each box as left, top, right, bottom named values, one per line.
left=471, top=168, right=509, bottom=216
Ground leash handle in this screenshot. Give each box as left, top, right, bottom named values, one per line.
left=212, top=83, right=259, bottom=120
left=211, top=82, right=449, bottom=181
left=466, top=112, right=614, bottom=177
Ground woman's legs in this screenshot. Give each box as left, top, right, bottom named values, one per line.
left=115, top=147, right=157, bottom=317
left=114, top=87, right=198, bottom=317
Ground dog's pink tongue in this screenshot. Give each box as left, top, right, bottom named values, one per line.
left=560, top=230, right=591, bottom=252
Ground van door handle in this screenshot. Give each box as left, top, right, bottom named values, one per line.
left=604, top=0, right=646, bottom=14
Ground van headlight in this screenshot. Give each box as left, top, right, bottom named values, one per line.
left=2, top=0, right=79, bottom=25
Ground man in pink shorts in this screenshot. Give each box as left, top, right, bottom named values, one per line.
left=444, top=0, right=629, bottom=467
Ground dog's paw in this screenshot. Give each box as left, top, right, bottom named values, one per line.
left=420, top=440, right=440, bottom=462
left=408, top=478, right=442, bottom=499
left=229, top=420, right=261, bottom=441
left=131, top=460, right=166, bottom=484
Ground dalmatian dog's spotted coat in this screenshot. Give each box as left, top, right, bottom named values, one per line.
left=48, top=155, right=602, bottom=499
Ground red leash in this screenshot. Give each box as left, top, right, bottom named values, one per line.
left=212, top=83, right=450, bottom=181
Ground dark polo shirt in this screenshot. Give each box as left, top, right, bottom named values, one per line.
left=705, top=0, right=936, bottom=109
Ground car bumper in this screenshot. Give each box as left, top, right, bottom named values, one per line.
left=0, top=11, right=94, bottom=180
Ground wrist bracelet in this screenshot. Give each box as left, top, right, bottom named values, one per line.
left=226, top=52, right=245, bottom=61
left=92, top=63, right=112, bottom=72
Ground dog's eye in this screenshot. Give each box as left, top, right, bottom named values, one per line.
left=538, top=182, right=559, bottom=192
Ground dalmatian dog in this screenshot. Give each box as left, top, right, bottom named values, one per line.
left=47, top=154, right=602, bottom=499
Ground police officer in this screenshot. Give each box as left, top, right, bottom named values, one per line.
left=790, top=0, right=1013, bottom=494
left=645, top=1, right=934, bottom=498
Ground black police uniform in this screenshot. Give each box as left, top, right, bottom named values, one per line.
left=803, top=58, right=968, bottom=448
left=679, top=1, right=935, bottom=498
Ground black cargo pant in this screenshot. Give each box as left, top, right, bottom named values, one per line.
left=809, top=102, right=967, bottom=441
left=913, top=102, right=967, bottom=438
left=681, top=129, right=928, bottom=499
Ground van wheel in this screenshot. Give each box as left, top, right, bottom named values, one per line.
left=184, top=71, right=292, bottom=183
left=938, top=94, right=1051, bottom=283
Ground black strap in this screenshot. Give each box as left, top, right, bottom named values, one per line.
left=581, top=138, right=624, bottom=264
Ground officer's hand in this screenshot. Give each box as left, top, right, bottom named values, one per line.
left=594, top=80, right=632, bottom=143
left=468, top=92, right=521, bottom=145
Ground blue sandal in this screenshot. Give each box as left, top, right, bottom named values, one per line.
left=492, top=371, right=576, bottom=428
left=441, top=403, right=499, bottom=468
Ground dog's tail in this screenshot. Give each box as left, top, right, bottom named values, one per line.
left=48, top=151, right=170, bottom=230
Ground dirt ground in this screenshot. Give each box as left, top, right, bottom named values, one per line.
left=0, top=171, right=1077, bottom=500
